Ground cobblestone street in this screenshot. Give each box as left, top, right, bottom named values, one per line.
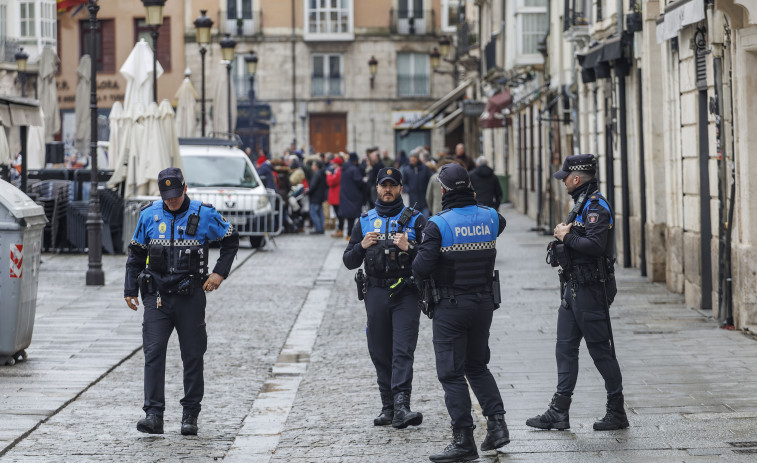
left=2, top=207, right=757, bottom=462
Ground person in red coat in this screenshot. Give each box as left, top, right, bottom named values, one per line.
left=327, top=156, right=344, bottom=237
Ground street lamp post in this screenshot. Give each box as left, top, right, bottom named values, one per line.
left=194, top=10, right=213, bottom=137
left=368, top=56, right=378, bottom=89
left=430, top=36, right=458, bottom=85
left=141, top=0, right=166, bottom=103
left=86, top=0, right=104, bottom=286
left=15, top=48, right=28, bottom=193
left=244, top=51, right=258, bottom=155
left=220, top=34, right=236, bottom=138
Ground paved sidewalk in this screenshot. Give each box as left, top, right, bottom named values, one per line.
left=1, top=207, right=757, bottom=462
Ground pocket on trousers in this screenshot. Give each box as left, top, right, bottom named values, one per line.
left=433, top=341, right=459, bottom=381
left=582, top=310, right=610, bottom=343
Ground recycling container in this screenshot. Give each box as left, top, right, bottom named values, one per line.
left=0, top=179, right=47, bottom=365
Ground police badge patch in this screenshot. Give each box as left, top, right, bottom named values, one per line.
left=588, top=212, right=599, bottom=224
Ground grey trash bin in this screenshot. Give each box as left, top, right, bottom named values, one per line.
left=0, top=179, right=47, bottom=366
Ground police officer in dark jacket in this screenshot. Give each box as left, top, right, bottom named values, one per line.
left=413, top=163, right=509, bottom=462
left=124, top=167, right=239, bottom=436
left=526, top=154, right=628, bottom=432
left=343, top=167, right=427, bottom=429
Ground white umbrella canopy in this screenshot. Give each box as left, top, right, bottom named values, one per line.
left=120, top=39, right=163, bottom=110
left=38, top=46, right=61, bottom=142
left=108, top=102, right=144, bottom=198
left=158, top=99, right=182, bottom=170
left=212, top=62, right=237, bottom=137
left=0, top=127, right=10, bottom=166
left=137, top=102, right=165, bottom=196
left=174, top=77, right=198, bottom=138
left=106, top=101, right=123, bottom=169
left=27, top=108, right=46, bottom=169
left=74, top=55, right=91, bottom=156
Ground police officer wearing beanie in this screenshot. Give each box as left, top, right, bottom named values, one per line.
left=526, top=154, right=628, bottom=432
left=413, top=163, right=509, bottom=463
left=343, top=167, right=427, bottom=429
left=124, top=167, right=239, bottom=436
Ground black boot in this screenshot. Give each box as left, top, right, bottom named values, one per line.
left=136, top=414, right=164, bottom=434
left=429, top=427, right=478, bottom=463
left=181, top=410, right=199, bottom=436
left=391, top=392, right=423, bottom=429
left=480, top=414, right=510, bottom=451
left=374, top=392, right=394, bottom=426
left=593, top=393, right=629, bottom=430
left=525, top=393, right=571, bottom=430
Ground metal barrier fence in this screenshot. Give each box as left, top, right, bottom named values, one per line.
left=122, top=191, right=284, bottom=250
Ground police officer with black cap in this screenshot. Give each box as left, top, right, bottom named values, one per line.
left=526, top=154, right=628, bottom=432
left=343, top=166, right=427, bottom=429
left=413, top=163, right=509, bottom=463
left=124, top=167, right=239, bottom=435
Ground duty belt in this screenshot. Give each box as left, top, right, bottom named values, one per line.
left=437, top=285, right=491, bottom=298
left=368, top=276, right=407, bottom=288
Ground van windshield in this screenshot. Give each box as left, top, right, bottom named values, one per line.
left=182, top=155, right=259, bottom=188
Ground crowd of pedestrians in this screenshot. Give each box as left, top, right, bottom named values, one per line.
left=248, top=142, right=504, bottom=237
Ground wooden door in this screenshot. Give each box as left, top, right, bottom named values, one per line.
left=309, top=113, right=347, bottom=153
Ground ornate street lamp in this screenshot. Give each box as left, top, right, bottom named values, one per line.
left=194, top=9, right=213, bottom=137
left=141, top=0, right=166, bottom=103
left=439, top=36, right=451, bottom=57
left=15, top=48, right=29, bottom=193
left=86, top=0, right=104, bottom=286
left=244, top=50, right=258, bottom=154
left=429, top=47, right=440, bottom=70
left=220, top=33, right=236, bottom=138
left=368, top=56, right=378, bottom=89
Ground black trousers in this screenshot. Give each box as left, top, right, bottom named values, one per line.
left=364, top=284, right=421, bottom=398
left=556, top=278, right=622, bottom=397
left=142, top=291, right=207, bottom=417
left=432, top=294, right=505, bottom=428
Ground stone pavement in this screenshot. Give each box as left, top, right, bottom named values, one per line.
left=2, top=207, right=757, bottom=462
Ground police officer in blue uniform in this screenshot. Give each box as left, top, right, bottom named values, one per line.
left=413, top=163, right=509, bottom=463
left=526, top=154, right=628, bottom=432
left=124, top=167, right=239, bottom=436
left=343, top=167, right=427, bottom=429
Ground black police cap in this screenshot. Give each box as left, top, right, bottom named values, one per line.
left=553, top=154, right=597, bottom=180
left=157, top=167, right=185, bottom=199
left=436, top=163, right=471, bottom=191
left=376, top=167, right=402, bottom=186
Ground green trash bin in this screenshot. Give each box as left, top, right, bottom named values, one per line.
left=497, top=174, right=509, bottom=203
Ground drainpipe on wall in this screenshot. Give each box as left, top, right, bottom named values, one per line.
left=615, top=0, right=632, bottom=268
left=291, top=0, right=298, bottom=148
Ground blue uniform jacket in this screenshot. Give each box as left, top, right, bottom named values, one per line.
left=124, top=197, right=239, bottom=297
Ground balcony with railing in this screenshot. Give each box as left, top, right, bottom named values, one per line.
left=220, top=10, right=262, bottom=37
left=390, top=9, right=435, bottom=35
left=563, top=0, right=590, bottom=44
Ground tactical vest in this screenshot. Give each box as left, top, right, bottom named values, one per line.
left=429, top=205, right=498, bottom=289
left=570, top=192, right=615, bottom=265
left=360, top=207, right=420, bottom=278
left=133, top=199, right=231, bottom=289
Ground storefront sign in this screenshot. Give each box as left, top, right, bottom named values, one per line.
left=392, top=111, right=434, bottom=130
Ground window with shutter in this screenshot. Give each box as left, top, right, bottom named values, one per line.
left=80, top=19, right=116, bottom=73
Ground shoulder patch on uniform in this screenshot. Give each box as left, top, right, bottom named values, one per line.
left=361, top=212, right=369, bottom=217
left=140, top=201, right=153, bottom=211
left=412, top=209, right=420, bottom=215
left=202, top=202, right=214, bottom=208
left=587, top=212, right=599, bottom=223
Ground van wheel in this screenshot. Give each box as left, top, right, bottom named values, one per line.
left=250, top=236, right=265, bottom=248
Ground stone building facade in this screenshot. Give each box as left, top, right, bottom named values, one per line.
left=183, top=0, right=459, bottom=157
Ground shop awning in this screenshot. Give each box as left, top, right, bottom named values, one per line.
left=438, top=107, right=463, bottom=133
left=479, top=90, right=512, bottom=129
left=0, top=96, right=41, bottom=127
left=656, top=0, right=705, bottom=44
left=576, top=33, right=632, bottom=83
left=410, top=78, right=473, bottom=129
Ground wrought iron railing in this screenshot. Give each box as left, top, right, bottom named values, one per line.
left=390, top=9, right=435, bottom=35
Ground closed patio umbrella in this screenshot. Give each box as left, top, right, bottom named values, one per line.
left=74, top=55, right=91, bottom=157
left=158, top=99, right=182, bottom=170
left=106, top=101, right=123, bottom=169
left=121, top=39, right=163, bottom=110
left=174, top=76, right=198, bottom=138
left=211, top=62, right=236, bottom=137
left=38, top=46, right=61, bottom=142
